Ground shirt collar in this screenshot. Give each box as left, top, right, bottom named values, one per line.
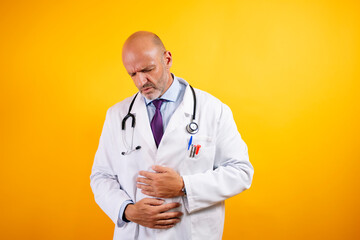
left=145, top=73, right=181, bottom=105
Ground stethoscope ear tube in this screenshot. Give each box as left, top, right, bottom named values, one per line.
left=189, top=85, right=196, bottom=121
left=121, top=93, right=138, bottom=130
left=121, top=93, right=140, bottom=155
left=122, top=113, right=135, bottom=130
left=187, top=85, right=199, bottom=134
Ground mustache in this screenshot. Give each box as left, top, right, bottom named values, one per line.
left=141, top=83, right=155, bottom=90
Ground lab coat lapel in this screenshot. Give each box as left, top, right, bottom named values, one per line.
left=132, top=93, right=157, bottom=153
left=162, top=85, right=194, bottom=136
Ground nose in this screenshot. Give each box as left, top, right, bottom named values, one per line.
left=135, top=72, right=147, bottom=87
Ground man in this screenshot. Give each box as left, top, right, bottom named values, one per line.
left=90, top=31, right=254, bottom=240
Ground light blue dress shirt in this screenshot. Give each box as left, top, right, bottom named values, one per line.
left=117, top=74, right=187, bottom=227
left=144, top=74, right=186, bottom=130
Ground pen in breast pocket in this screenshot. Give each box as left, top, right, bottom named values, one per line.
left=188, top=136, right=193, bottom=150
left=196, top=145, right=201, bottom=155
left=190, top=145, right=198, bottom=158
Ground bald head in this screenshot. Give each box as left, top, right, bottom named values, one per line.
left=122, top=31, right=166, bottom=59
left=122, top=31, right=173, bottom=100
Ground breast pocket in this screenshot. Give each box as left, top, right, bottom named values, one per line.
left=180, top=135, right=216, bottom=175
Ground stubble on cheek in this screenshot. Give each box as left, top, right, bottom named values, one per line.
left=141, top=87, right=161, bottom=100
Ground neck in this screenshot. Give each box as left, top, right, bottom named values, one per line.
left=159, top=73, right=174, bottom=97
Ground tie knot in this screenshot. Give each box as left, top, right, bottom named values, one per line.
left=152, top=99, right=164, bottom=110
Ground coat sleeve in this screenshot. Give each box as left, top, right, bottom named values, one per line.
left=90, top=108, right=132, bottom=226
left=182, top=103, right=254, bottom=214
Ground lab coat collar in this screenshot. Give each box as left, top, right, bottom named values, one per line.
left=176, top=75, right=194, bottom=117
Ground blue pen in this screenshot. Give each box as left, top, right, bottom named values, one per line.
left=188, top=136, right=193, bottom=150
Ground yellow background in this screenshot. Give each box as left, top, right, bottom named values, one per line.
left=1, top=0, right=359, bottom=239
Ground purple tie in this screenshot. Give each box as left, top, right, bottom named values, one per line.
left=151, top=99, right=165, bottom=147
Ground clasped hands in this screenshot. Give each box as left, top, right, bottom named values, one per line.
left=124, top=165, right=185, bottom=229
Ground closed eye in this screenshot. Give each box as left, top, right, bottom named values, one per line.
left=128, top=65, right=155, bottom=77
left=142, top=68, right=153, bottom=73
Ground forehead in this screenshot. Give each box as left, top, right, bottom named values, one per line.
left=122, top=47, right=160, bottom=73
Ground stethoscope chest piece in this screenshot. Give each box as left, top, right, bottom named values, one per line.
left=186, top=121, right=199, bottom=134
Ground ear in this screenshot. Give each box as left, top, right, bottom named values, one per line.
left=163, top=51, right=172, bottom=69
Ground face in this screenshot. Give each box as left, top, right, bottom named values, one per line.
left=122, top=46, right=172, bottom=100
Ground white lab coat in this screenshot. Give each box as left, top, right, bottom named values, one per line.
left=90, top=77, right=254, bottom=240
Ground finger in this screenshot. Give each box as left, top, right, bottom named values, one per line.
left=156, top=218, right=181, bottom=225
left=158, top=211, right=183, bottom=220
left=141, top=190, right=156, bottom=197
left=137, top=183, right=152, bottom=191
left=153, top=224, right=175, bottom=229
left=152, top=165, right=169, bottom=173
left=139, top=171, right=156, bottom=179
left=136, top=177, right=152, bottom=185
left=156, top=202, right=181, bottom=212
left=142, top=197, right=164, bottom=206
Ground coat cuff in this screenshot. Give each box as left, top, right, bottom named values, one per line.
left=117, top=200, right=134, bottom=228
left=182, top=175, right=194, bottom=213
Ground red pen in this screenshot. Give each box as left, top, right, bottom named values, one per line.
left=195, top=145, right=201, bottom=155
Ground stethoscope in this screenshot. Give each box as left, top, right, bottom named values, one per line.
left=121, top=85, right=198, bottom=155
